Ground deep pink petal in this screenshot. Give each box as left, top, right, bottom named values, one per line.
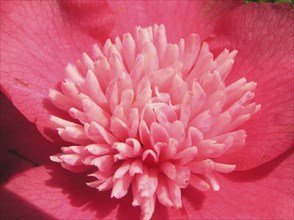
left=1, top=164, right=188, bottom=219
left=108, top=0, right=242, bottom=42
left=58, top=0, right=114, bottom=41
left=0, top=93, right=59, bottom=183
left=208, top=3, right=294, bottom=170
left=183, top=150, right=294, bottom=219
left=0, top=1, right=114, bottom=140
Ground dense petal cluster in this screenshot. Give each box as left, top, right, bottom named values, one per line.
left=50, top=24, right=260, bottom=219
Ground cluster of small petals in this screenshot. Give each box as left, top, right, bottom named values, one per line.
left=50, top=24, right=260, bottom=220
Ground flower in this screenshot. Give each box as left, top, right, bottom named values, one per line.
left=0, top=1, right=293, bottom=219
left=48, top=23, right=261, bottom=219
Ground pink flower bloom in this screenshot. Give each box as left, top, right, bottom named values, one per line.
left=48, top=23, right=261, bottom=219
left=0, top=1, right=293, bottom=219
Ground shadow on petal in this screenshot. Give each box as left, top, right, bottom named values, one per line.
left=0, top=93, right=59, bottom=183
left=182, top=185, right=206, bottom=211
left=0, top=188, right=54, bottom=220
left=45, top=164, right=141, bottom=219
left=225, top=148, right=293, bottom=182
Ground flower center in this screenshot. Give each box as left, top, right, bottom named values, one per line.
left=49, top=24, right=260, bottom=220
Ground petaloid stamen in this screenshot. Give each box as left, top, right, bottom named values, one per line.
left=49, top=24, right=260, bottom=220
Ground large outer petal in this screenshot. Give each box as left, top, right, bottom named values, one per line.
left=207, top=3, right=294, bottom=170
left=0, top=1, right=114, bottom=140
left=183, top=150, right=294, bottom=219
left=107, top=0, right=242, bottom=42
left=0, top=164, right=188, bottom=219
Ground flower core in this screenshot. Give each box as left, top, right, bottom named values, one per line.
left=50, top=24, right=260, bottom=219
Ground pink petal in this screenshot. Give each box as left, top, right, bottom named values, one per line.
left=0, top=93, right=59, bottom=183
left=0, top=164, right=188, bottom=219
left=183, top=150, right=294, bottom=219
left=208, top=3, right=294, bottom=170
left=108, top=0, right=242, bottom=42
left=58, top=0, right=114, bottom=40
left=0, top=1, right=114, bottom=140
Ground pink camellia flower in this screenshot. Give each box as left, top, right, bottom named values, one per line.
left=48, top=23, right=261, bottom=219
left=0, top=1, right=293, bottom=220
